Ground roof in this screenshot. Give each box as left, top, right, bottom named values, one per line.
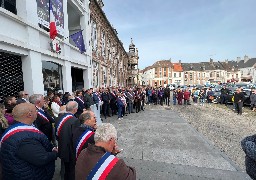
left=152, top=60, right=172, bottom=67
left=173, top=63, right=183, bottom=72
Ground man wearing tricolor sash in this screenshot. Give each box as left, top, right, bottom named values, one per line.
left=74, top=90, right=86, bottom=118
left=29, top=94, right=55, bottom=143
left=55, top=101, right=80, bottom=180
left=75, top=123, right=136, bottom=180
left=0, top=103, right=58, bottom=180
left=73, top=110, right=97, bottom=159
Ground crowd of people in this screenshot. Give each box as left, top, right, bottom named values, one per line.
left=171, top=85, right=256, bottom=116
left=0, top=87, right=141, bottom=180
left=1, top=85, right=256, bottom=179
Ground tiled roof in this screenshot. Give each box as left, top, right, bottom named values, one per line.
left=152, top=60, right=172, bottom=67
left=173, top=63, right=183, bottom=72
left=243, top=58, right=256, bottom=68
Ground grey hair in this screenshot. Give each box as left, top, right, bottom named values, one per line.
left=29, top=94, right=43, bottom=104
left=79, top=111, right=91, bottom=124
left=66, top=101, right=78, bottom=112
left=94, top=123, right=117, bottom=143
left=18, top=91, right=25, bottom=98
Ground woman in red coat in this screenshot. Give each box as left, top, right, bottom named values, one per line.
left=177, top=88, right=183, bottom=105
left=183, top=89, right=191, bottom=105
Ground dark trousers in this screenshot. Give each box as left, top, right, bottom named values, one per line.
left=159, top=97, right=164, bottom=106
left=135, top=100, right=141, bottom=112
left=61, top=159, right=75, bottom=180
left=165, top=97, right=170, bottom=106
left=235, top=102, right=243, bottom=115
left=221, top=94, right=227, bottom=105
left=103, top=102, right=110, bottom=117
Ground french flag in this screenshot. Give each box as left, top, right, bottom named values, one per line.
left=49, top=1, right=57, bottom=39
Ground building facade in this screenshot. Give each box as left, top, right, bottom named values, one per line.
left=142, top=60, right=172, bottom=87
left=0, top=0, right=92, bottom=99
left=90, top=0, right=128, bottom=88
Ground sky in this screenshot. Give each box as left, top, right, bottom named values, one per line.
left=103, top=0, right=256, bottom=69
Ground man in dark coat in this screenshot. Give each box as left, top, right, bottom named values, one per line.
left=101, top=88, right=111, bottom=119
left=1, top=103, right=57, bottom=180
left=164, top=86, right=170, bottom=106
left=74, top=90, right=85, bottom=118
left=29, top=94, right=55, bottom=143
left=75, top=123, right=136, bottom=180
left=234, top=87, right=245, bottom=115
left=16, top=91, right=29, bottom=104
left=220, top=86, right=229, bottom=105
left=84, top=89, right=94, bottom=110
left=55, top=101, right=80, bottom=180
left=73, top=110, right=96, bottom=159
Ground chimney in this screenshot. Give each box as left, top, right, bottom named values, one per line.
left=178, top=60, right=181, bottom=64
left=244, top=55, right=249, bottom=63
left=210, top=58, right=213, bottom=63
left=225, top=59, right=228, bottom=63
left=237, top=57, right=241, bottom=63
left=97, top=0, right=104, bottom=8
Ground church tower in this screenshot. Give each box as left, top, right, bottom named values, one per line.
left=127, top=38, right=139, bottom=86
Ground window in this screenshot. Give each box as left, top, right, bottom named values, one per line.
left=159, top=81, right=161, bottom=85
left=210, top=72, right=213, bottom=78
left=1, top=0, right=17, bottom=14
left=216, top=72, right=220, bottom=78
left=198, top=73, right=200, bottom=77
left=42, top=61, right=63, bottom=92
left=236, top=74, right=238, bottom=78
left=174, top=73, right=176, bottom=78
left=190, top=73, right=192, bottom=80
left=155, top=68, right=157, bottom=74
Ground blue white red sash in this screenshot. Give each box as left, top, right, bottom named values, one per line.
left=96, top=93, right=102, bottom=102
left=0, top=123, right=42, bottom=147
left=75, top=129, right=94, bottom=159
left=56, top=114, right=73, bottom=137
left=76, top=96, right=84, bottom=104
left=37, top=110, right=49, bottom=122
left=87, top=152, right=119, bottom=180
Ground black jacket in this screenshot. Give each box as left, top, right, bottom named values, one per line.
left=35, top=108, right=55, bottom=142
left=84, top=93, right=94, bottom=109
left=101, top=92, right=111, bottom=103
left=221, top=88, right=229, bottom=95
left=72, top=125, right=95, bottom=159
left=234, top=92, right=245, bottom=103
left=55, top=113, right=80, bottom=162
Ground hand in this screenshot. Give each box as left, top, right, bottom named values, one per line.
left=111, top=145, right=121, bottom=155
left=52, top=147, right=58, bottom=153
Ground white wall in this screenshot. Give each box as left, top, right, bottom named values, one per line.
left=0, top=0, right=92, bottom=95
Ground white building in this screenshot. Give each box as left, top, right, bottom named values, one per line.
left=141, top=66, right=155, bottom=86
left=0, top=0, right=92, bottom=99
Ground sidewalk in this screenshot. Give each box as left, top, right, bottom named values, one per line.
left=107, top=105, right=251, bottom=180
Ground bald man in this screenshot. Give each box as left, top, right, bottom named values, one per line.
left=0, top=103, right=57, bottom=180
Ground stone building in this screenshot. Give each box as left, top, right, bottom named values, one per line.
left=142, top=60, right=172, bottom=87
left=0, top=0, right=92, bottom=99
left=90, top=0, right=128, bottom=88
left=127, top=38, right=139, bottom=86
left=172, top=61, right=184, bottom=85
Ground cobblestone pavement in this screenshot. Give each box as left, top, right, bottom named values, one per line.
left=170, top=100, right=256, bottom=172
left=54, top=104, right=251, bottom=180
